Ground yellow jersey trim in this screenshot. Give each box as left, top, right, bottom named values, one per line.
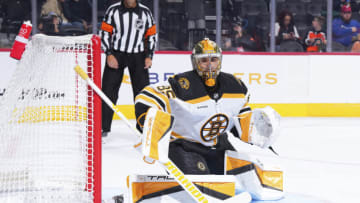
left=222, top=93, right=245, bottom=99
left=135, top=94, right=163, bottom=110
left=186, top=95, right=211, bottom=104
left=144, top=86, right=172, bottom=113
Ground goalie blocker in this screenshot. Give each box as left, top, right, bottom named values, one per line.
left=141, top=107, right=174, bottom=163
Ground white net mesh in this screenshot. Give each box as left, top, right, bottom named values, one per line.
left=0, top=34, right=99, bottom=203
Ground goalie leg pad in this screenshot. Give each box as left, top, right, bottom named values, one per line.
left=225, top=150, right=284, bottom=201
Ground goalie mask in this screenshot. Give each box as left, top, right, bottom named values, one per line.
left=191, top=38, right=222, bottom=87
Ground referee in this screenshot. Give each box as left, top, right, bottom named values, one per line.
left=100, top=0, right=157, bottom=137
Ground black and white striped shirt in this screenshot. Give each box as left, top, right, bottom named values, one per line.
left=100, top=1, right=157, bottom=58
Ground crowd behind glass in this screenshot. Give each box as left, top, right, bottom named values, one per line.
left=0, top=0, right=359, bottom=52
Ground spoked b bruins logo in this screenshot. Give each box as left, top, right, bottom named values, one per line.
left=178, top=77, right=190, bottom=90
left=201, top=114, right=229, bottom=142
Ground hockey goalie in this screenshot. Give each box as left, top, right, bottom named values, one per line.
left=135, top=38, right=284, bottom=201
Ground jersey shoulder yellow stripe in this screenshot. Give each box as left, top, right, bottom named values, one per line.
left=135, top=94, right=163, bottom=110
left=142, top=82, right=174, bottom=113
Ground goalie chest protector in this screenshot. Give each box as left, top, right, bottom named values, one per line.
left=160, top=70, right=249, bottom=147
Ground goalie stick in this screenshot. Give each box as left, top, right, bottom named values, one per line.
left=74, top=65, right=251, bottom=203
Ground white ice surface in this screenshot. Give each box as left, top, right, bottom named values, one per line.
left=102, top=117, right=360, bottom=203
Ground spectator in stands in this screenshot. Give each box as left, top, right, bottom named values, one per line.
left=275, top=11, right=300, bottom=46
left=332, top=5, right=360, bottom=52
left=223, top=16, right=256, bottom=52
left=63, top=0, right=92, bottom=32
left=38, top=12, right=63, bottom=35
left=304, top=16, right=326, bottom=52
left=41, top=0, right=68, bottom=24
left=334, top=0, right=359, bottom=14
left=41, top=0, right=87, bottom=35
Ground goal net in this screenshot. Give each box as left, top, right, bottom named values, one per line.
left=0, top=34, right=101, bottom=203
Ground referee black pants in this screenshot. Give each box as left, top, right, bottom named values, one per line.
left=102, top=51, right=150, bottom=132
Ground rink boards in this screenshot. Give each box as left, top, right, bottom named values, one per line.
left=112, top=53, right=360, bottom=118
left=1, top=51, right=360, bottom=117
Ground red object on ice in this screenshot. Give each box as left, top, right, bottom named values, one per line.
left=10, top=21, right=32, bottom=60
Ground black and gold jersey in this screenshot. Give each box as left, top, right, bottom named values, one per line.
left=135, top=70, right=252, bottom=147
